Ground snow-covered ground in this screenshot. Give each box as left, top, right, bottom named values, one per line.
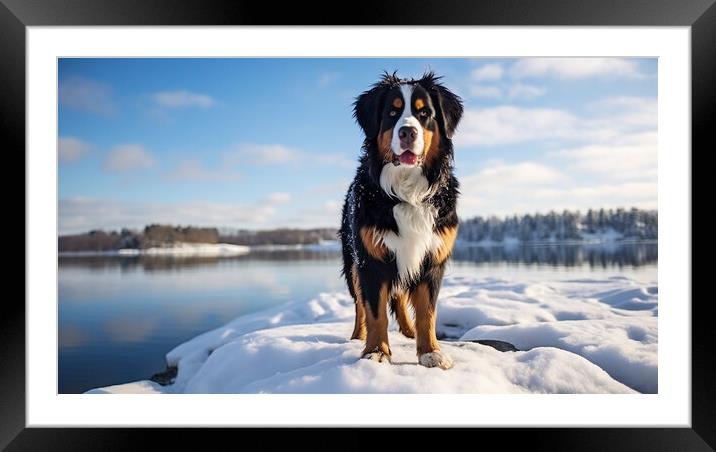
left=87, top=271, right=657, bottom=394
left=60, top=241, right=340, bottom=257
left=59, top=243, right=250, bottom=257
left=246, top=240, right=342, bottom=252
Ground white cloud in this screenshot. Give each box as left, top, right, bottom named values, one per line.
left=265, top=192, right=292, bottom=204
left=314, top=153, right=359, bottom=169
left=507, top=84, right=545, bottom=100
left=469, top=85, right=502, bottom=98
left=471, top=64, right=504, bottom=81
left=103, top=144, right=155, bottom=172
left=530, top=182, right=657, bottom=203
left=456, top=96, right=656, bottom=148
left=165, top=160, right=242, bottom=182
left=284, top=199, right=343, bottom=229
left=458, top=161, right=566, bottom=217
left=455, top=91, right=657, bottom=217
left=58, top=137, right=93, bottom=163
left=550, top=132, right=657, bottom=181
left=464, top=161, right=566, bottom=187
left=468, top=82, right=544, bottom=101
left=306, top=180, right=352, bottom=195
left=224, top=144, right=354, bottom=168
left=59, top=76, right=115, bottom=115
left=458, top=160, right=656, bottom=219
left=151, top=90, right=215, bottom=109
left=510, top=58, right=644, bottom=80
left=588, top=96, right=657, bottom=129
left=456, top=106, right=580, bottom=147
left=59, top=193, right=294, bottom=234
left=226, top=144, right=299, bottom=166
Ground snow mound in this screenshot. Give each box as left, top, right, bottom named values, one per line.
left=125, top=243, right=250, bottom=256
left=461, top=317, right=657, bottom=393
left=87, top=274, right=656, bottom=394
left=91, top=323, right=635, bottom=394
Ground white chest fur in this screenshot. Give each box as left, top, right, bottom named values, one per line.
left=378, top=164, right=443, bottom=283
left=382, top=202, right=442, bottom=283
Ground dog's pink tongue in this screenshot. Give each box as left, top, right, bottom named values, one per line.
left=399, top=152, right=418, bottom=165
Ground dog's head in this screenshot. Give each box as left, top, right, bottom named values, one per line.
left=353, top=71, right=463, bottom=168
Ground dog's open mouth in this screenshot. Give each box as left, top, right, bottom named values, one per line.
left=393, top=151, right=421, bottom=166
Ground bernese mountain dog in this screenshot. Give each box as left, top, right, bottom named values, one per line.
left=339, top=71, right=463, bottom=369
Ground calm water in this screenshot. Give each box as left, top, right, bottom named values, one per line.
left=59, top=243, right=657, bottom=393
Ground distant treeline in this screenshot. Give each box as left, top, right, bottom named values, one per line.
left=218, top=228, right=337, bottom=246
left=59, top=224, right=338, bottom=252
left=59, top=225, right=220, bottom=252
left=458, top=208, right=657, bottom=243
left=58, top=207, right=657, bottom=252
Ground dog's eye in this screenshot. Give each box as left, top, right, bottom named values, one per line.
left=389, top=110, right=398, bottom=117
left=419, top=109, right=430, bottom=117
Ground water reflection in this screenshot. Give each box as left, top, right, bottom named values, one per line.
left=104, top=318, right=158, bottom=343
left=451, top=242, right=657, bottom=268
left=58, top=249, right=342, bottom=272
left=58, top=324, right=89, bottom=348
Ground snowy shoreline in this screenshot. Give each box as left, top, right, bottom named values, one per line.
left=87, top=272, right=657, bottom=394
left=58, top=241, right=342, bottom=257
left=59, top=242, right=251, bottom=257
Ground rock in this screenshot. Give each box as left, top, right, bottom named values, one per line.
left=150, top=366, right=178, bottom=386
left=468, top=339, right=519, bottom=352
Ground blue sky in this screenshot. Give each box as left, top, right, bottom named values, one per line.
left=58, top=58, right=657, bottom=234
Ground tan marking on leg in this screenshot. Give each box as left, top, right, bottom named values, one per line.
left=392, top=291, right=415, bottom=338
left=410, top=283, right=440, bottom=356
left=359, top=226, right=388, bottom=262
left=433, top=225, right=458, bottom=264
left=362, top=283, right=391, bottom=361
left=350, top=264, right=366, bottom=340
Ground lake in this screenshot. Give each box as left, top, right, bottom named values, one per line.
left=59, top=242, right=657, bottom=393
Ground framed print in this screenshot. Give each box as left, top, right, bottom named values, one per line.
left=5, top=0, right=712, bottom=449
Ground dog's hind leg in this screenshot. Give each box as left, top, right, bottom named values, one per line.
left=349, top=264, right=367, bottom=340
left=391, top=292, right=415, bottom=339
left=351, top=300, right=367, bottom=341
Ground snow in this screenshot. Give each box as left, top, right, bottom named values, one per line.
left=60, top=242, right=250, bottom=257
left=86, top=273, right=656, bottom=394
left=86, top=380, right=165, bottom=394
left=300, top=239, right=341, bottom=251
left=133, top=243, right=250, bottom=256
left=249, top=240, right=341, bottom=252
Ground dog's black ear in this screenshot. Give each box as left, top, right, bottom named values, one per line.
left=353, top=84, right=386, bottom=140
left=434, top=85, right=464, bottom=139
left=418, top=72, right=464, bottom=139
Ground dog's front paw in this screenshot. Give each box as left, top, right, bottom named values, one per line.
left=419, top=351, right=453, bottom=369
left=362, top=351, right=392, bottom=363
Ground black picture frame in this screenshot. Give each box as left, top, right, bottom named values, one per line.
left=4, top=0, right=711, bottom=449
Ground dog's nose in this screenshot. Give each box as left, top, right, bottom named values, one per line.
left=399, top=126, right=418, bottom=144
